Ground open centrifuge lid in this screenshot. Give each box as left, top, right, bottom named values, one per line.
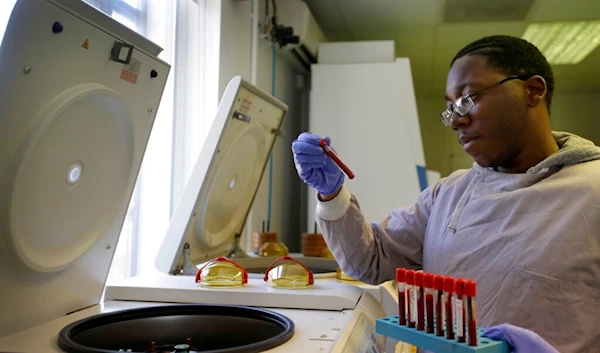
left=155, top=77, right=287, bottom=274
left=0, top=0, right=169, bottom=337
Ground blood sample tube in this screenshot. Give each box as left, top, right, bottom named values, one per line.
left=414, top=272, right=425, bottom=331
left=320, top=139, right=355, bottom=179
left=405, top=269, right=416, bottom=328
left=455, top=279, right=466, bottom=343
left=396, top=268, right=407, bottom=325
left=443, top=276, right=455, bottom=340
left=423, top=273, right=435, bottom=334
left=434, top=275, right=445, bottom=337
left=465, top=280, right=478, bottom=346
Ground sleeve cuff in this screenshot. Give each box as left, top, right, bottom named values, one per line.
left=315, top=185, right=352, bottom=221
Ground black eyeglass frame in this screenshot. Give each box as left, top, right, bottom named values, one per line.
left=439, top=75, right=528, bottom=127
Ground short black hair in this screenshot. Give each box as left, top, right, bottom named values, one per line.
left=451, top=35, right=555, bottom=112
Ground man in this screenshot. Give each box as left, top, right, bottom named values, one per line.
left=292, top=35, right=600, bottom=353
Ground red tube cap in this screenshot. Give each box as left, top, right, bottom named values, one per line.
left=434, top=275, right=444, bottom=290
left=465, top=280, right=477, bottom=297
left=396, top=268, right=406, bottom=282
left=455, top=278, right=466, bottom=296
left=405, top=269, right=415, bottom=285
left=443, top=276, right=454, bottom=293
left=414, top=271, right=423, bottom=286
left=423, top=273, right=434, bottom=288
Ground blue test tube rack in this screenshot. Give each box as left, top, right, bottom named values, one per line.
left=376, top=316, right=510, bottom=353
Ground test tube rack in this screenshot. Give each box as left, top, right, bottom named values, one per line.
left=376, top=316, right=510, bottom=353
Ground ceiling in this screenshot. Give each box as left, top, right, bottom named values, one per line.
left=303, top=0, right=600, bottom=98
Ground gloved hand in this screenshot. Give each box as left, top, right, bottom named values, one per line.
left=291, top=132, right=344, bottom=196
left=483, top=324, right=559, bottom=353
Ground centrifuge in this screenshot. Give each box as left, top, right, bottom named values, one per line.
left=0, top=1, right=392, bottom=352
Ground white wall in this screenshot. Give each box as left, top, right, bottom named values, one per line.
left=550, top=93, right=600, bottom=145
left=415, top=92, right=600, bottom=177
left=218, top=0, right=304, bottom=252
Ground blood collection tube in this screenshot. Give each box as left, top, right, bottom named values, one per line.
left=396, top=268, right=407, bottom=325
left=423, top=273, right=435, bottom=334
left=434, top=275, right=445, bottom=337
left=405, top=269, right=416, bottom=328
left=455, top=279, right=466, bottom=343
left=465, top=280, right=478, bottom=346
left=414, top=272, right=425, bottom=331
left=443, top=276, right=455, bottom=340
left=320, top=139, right=355, bottom=179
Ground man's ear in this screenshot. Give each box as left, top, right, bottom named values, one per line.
left=525, top=75, right=547, bottom=108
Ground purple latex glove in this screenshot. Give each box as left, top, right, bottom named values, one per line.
left=291, top=132, right=344, bottom=196
left=483, top=324, right=559, bottom=353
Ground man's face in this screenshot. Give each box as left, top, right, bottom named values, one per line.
left=445, top=55, right=531, bottom=170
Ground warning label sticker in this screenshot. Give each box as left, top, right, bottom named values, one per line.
left=120, top=57, right=142, bottom=84
left=240, top=98, right=252, bottom=114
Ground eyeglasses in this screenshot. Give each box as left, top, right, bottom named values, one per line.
left=439, top=75, right=526, bottom=127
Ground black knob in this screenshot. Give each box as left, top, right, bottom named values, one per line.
left=150, top=70, right=158, bottom=78
left=52, top=22, right=63, bottom=34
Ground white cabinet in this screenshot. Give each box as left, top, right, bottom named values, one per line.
left=308, top=52, right=426, bottom=229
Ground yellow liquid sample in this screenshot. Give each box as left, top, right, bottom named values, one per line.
left=259, top=242, right=289, bottom=257
left=336, top=266, right=361, bottom=283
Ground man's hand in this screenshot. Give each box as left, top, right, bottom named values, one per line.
left=483, top=324, right=559, bottom=353
left=292, top=132, right=344, bottom=197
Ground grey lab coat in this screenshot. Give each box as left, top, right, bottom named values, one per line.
left=315, top=132, right=600, bottom=353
